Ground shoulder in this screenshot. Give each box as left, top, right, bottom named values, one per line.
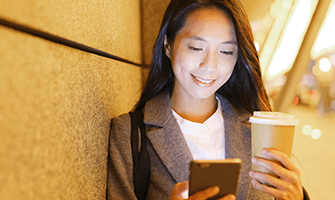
left=109, top=113, right=134, bottom=171
left=111, top=113, right=131, bottom=130
left=108, top=113, right=137, bottom=199
left=216, top=92, right=251, bottom=123
left=110, top=113, right=132, bottom=143
left=143, top=89, right=174, bottom=127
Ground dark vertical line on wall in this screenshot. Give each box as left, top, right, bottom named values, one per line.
left=140, top=0, right=154, bottom=87
left=140, top=0, right=146, bottom=87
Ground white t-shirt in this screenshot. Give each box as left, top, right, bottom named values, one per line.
left=172, top=99, right=225, bottom=160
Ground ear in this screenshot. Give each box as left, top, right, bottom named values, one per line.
left=164, top=35, right=171, bottom=58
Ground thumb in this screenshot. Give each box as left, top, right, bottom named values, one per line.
left=170, top=181, right=189, bottom=200
left=221, top=194, right=236, bottom=200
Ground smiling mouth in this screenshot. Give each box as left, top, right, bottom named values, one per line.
left=191, top=74, right=216, bottom=86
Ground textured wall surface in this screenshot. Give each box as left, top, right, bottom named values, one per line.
left=141, top=0, right=171, bottom=85
left=142, top=0, right=171, bottom=66
left=0, top=0, right=142, bottom=199
left=0, top=0, right=141, bottom=63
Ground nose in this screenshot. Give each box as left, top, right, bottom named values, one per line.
left=200, top=51, right=217, bottom=72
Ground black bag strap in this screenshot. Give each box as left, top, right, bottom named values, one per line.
left=129, top=110, right=150, bottom=200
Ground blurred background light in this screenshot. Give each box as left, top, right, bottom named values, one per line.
left=311, top=128, right=322, bottom=139
left=312, top=65, right=321, bottom=76
left=265, top=0, right=316, bottom=81
left=254, top=41, right=260, bottom=52
left=330, top=54, right=335, bottom=65
left=302, top=124, right=313, bottom=135
left=314, top=57, right=335, bottom=83
left=282, top=0, right=294, bottom=10
left=319, top=57, right=332, bottom=72
left=246, top=0, right=335, bottom=198
left=270, top=0, right=281, bottom=17
left=311, top=0, right=335, bottom=59
left=260, top=0, right=294, bottom=77
left=293, top=96, right=299, bottom=106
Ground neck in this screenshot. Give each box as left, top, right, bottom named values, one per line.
left=170, top=92, right=218, bottom=123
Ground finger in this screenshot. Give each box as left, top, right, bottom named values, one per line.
left=261, top=148, right=298, bottom=172
left=252, top=157, right=302, bottom=191
left=218, top=194, right=236, bottom=200
left=189, top=186, right=220, bottom=200
left=174, top=181, right=189, bottom=195
left=252, top=157, right=290, bottom=179
left=261, top=148, right=301, bottom=183
left=251, top=179, right=290, bottom=200
left=171, top=181, right=189, bottom=200
left=249, top=170, right=289, bottom=191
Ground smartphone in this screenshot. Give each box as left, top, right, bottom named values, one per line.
left=189, top=158, right=242, bottom=200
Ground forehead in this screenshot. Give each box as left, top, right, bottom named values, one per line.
left=179, top=7, right=236, bottom=41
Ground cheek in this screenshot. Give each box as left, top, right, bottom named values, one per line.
left=221, top=68, right=234, bottom=81
left=219, top=59, right=237, bottom=74
left=172, top=53, right=198, bottom=74
left=228, top=56, right=238, bottom=72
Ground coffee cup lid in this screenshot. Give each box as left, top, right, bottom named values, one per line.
left=249, top=111, right=298, bottom=126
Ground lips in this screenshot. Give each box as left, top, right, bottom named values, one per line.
left=191, top=74, right=216, bottom=86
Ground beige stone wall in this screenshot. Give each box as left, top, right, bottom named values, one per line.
left=0, top=0, right=142, bottom=199
left=142, top=0, right=171, bottom=66
left=141, top=0, right=171, bottom=84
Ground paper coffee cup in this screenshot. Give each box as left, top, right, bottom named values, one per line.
left=249, top=112, right=298, bottom=177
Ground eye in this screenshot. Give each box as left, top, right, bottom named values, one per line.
left=188, top=46, right=203, bottom=51
left=220, top=50, right=234, bottom=55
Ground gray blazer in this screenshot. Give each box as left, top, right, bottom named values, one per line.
left=107, top=90, right=273, bottom=200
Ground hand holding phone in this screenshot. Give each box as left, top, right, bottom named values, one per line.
left=170, top=181, right=236, bottom=200
left=189, top=158, right=242, bottom=200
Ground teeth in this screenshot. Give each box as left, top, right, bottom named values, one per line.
left=194, top=75, right=214, bottom=84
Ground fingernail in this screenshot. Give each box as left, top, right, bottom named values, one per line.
left=212, top=186, right=220, bottom=193
left=261, top=148, right=268, bottom=154
left=228, top=195, right=236, bottom=200
left=249, top=171, right=254, bottom=177
left=251, top=179, right=256, bottom=185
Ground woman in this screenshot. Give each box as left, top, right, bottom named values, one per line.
left=108, top=0, right=307, bottom=199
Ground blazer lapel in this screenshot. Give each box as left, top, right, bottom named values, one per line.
left=218, top=93, right=253, bottom=199
left=143, top=91, right=193, bottom=183
left=217, top=93, right=251, bottom=160
left=224, top=112, right=250, bottom=160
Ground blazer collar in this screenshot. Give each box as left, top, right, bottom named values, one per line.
left=143, top=90, right=193, bottom=182
left=143, top=90, right=251, bottom=126
left=216, top=92, right=251, bottom=123
left=143, top=90, right=173, bottom=127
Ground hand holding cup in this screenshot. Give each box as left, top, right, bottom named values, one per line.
left=249, top=112, right=298, bottom=177
left=248, top=112, right=303, bottom=199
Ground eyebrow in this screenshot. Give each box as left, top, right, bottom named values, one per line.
left=188, top=36, right=237, bottom=45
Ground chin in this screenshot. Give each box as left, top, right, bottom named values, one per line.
left=191, top=90, right=217, bottom=100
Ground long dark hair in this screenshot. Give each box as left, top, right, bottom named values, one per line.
left=135, top=0, right=271, bottom=113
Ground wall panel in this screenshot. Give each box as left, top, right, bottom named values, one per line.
left=142, top=0, right=170, bottom=66
left=0, top=0, right=141, bottom=64
left=0, top=0, right=142, bottom=198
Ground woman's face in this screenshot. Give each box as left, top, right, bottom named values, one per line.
left=166, top=7, right=238, bottom=102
